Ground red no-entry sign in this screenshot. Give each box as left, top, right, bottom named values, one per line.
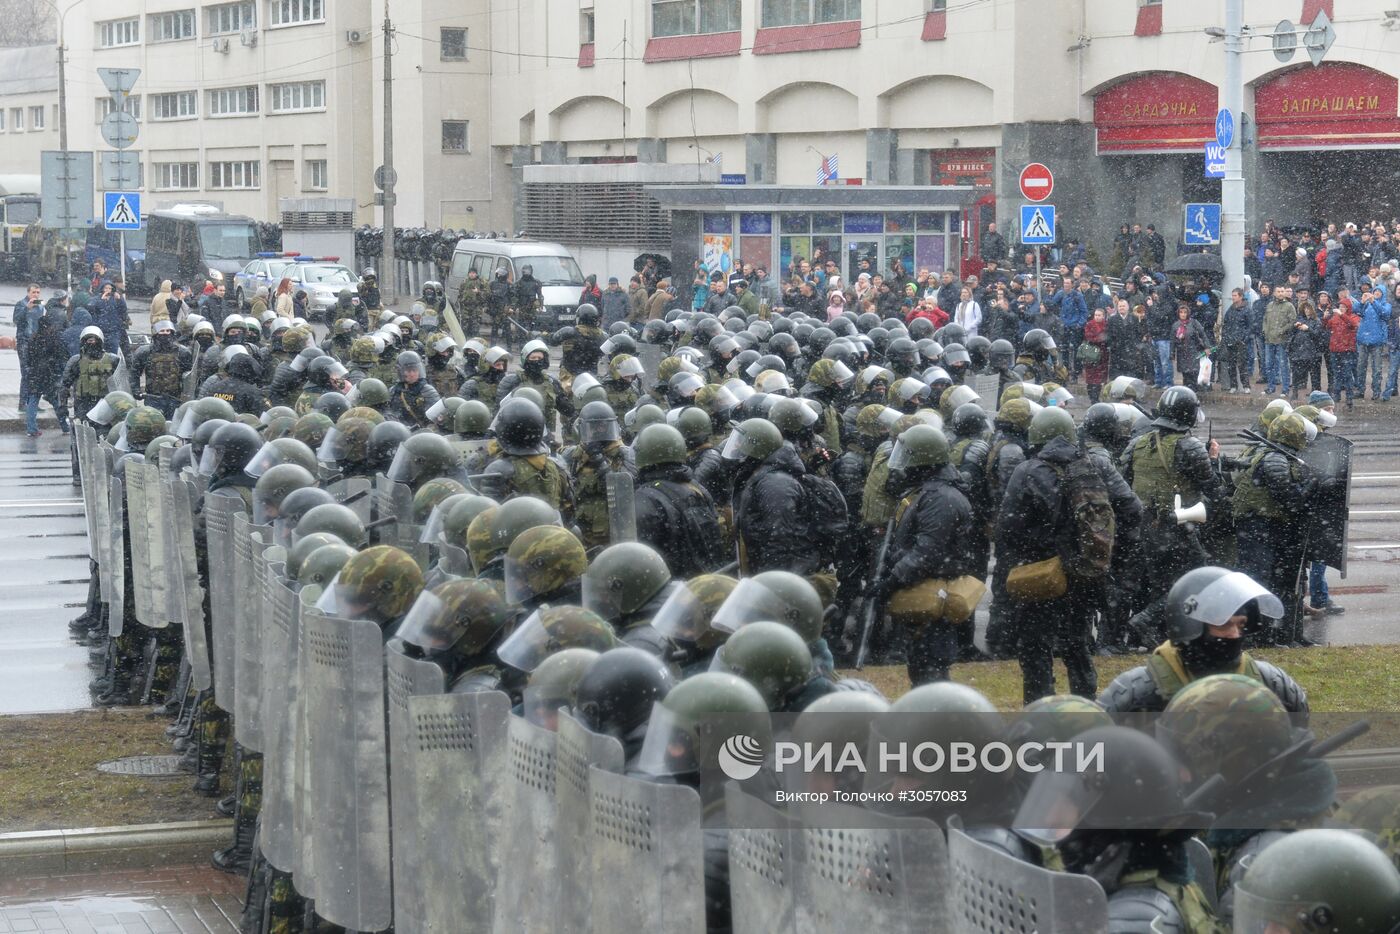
left=1019, top=163, right=1054, bottom=202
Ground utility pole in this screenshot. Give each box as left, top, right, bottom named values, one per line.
left=381, top=0, right=396, bottom=306
left=1221, top=0, right=1245, bottom=297
left=57, top=39, right=67, bottom=151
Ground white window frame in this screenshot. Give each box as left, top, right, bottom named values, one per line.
left=580, top=10, right=595, bottom=43
left=30, top=106, right=44, bottom=130
left=761, top=0, right=860, bottom=28
left=209, top=160, right=261, bottom=189
left=208, top=85, right=259, bottom=117
left=151, top=91, right=198, bottom=121
left=268, top=80, right=325, bottom=114
left=97, top=96, right=142, bottom=124
left=440, top=26, right=467, bottom=61
left=207, top=1, right=257, bottom=35
left=305, top=159, right=328, bottom=191
left=11, top=108, right=23, bottom=131
left=0, top=111, right=5, bottom=131
left=653, top=0, right=741, bottom=37
left=441, top=120, right=470, bottom=153
left=97, top=17, right=141, bottom=48
left=927, top=0, right=947, bottom=10
left=155, top=162, right=199, bottom=191
left=149, top=9, right=196, bottom=42
left=268, top=0, right=324, bottom=28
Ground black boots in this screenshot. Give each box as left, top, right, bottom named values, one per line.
left=212, top=812, right=256, bottom=874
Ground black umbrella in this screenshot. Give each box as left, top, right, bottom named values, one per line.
left=1164, top=252, right=1224, bottom=275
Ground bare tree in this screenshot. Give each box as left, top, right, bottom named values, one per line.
left=0, top=1, right=56, bottom=49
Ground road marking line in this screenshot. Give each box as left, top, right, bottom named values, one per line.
left=1352, top=509, right=1400, bottom=515
left=0, top=500, right=82, bottom=508
left=1354, top=544, right=1400, bottom=551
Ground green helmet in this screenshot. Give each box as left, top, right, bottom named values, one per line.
left=393, top=578, right=514, bottom=661
left=454, top=399, right=492, bottom=436
left=674, top=406, right=713, bottom=447
left=478, top=495, right=561, bottom=566
left=1013, top=695, right=1113, bottom=748
left=351, top=336, right=378, bottom=365
left=711, top=621, right=812, bottom=709
left=1235, top=829, right=1400, bottom=933
left=263, top=416, right=297, bottom=441
left=1294, top=403, right=1321, bottom=425
left=888, top=423, right=950, bottom=470
left=295, top=503, right=367, bottom=548
left=343, top=405, right=386, bottom=426
left=145, top=434, right=179, bottom=462
left=386, top=432, right=463, bottom=489
left=885, top=681, right=1000, bottom=752
left=856, top=404, right=891, bottom=440
left=322, top=416, right=375, bottom=466
left=792, top=689, right=891, bottom=754
left=1159, top=673, right=1293, bottom=786
left=466, top=506, right=502, bottom=573
left=1334, top=787, right=1400, bottom=872
left=286, top=531, right=348, bottom=579
left=649, top=574, right=738, bottom=651
left=174, top=395, right=236, bottom=438
left=656, top=356, right=688, bottom=383
left=246, top=436, right=320, bottom=478
left=806, top=358, right=853, bottom=391
left=624, top=403, right=667, bottom=438
left=1027, top=405, right=1077, bottom=449
left=938, top=384, right=981, bottom=422
left=713, top=570, right=824, bottom=644
left=262, top=405, right=298, bottom=425
left=1258, top=398, right=1292, bottom=430
left=252, top=462, right=317, bottom=525
left=768, top=397, right=818, bottom=440
left=635, top=672, right=770, bottom=779
left=722, top=417, right=783, bottom=462
left=413, top=477, right=469, bottom=522
left=503, top=525, right=588, bottom=604
left=292, top=412, right=334, bottom=450
left=123, top=405, right=168, bottom=451
left=443, top=494, right=498, bottom=548
left=634, top=424, right=687, bottom=470
left=353, top=378, right=391, bottom=408
left=297, top=541, right=357, bottom=589
left=317, top=544, right=425, bottom=625
left=511, top=386, right=546, bottom=412
left=497, top=605, right=619, bottom=672
left=1268, top=411, right=1311, bottom=452
left=994, top=397, right=1036, bottom=433
left=523, top=648, right=602, bottom=729
left=88, top=390, right=138, bottom=428
left=582, top=542, right=673, bottom=622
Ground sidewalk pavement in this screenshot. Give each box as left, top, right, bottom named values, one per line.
left=0, top=865, right=242, bottom=934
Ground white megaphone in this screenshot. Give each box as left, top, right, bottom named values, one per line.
left=1174, top=494, right=1207, bottom=525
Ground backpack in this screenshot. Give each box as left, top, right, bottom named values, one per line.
left=1051, top=457, right=1115, bottom=579
left=798, top=472, right=849, bottom=565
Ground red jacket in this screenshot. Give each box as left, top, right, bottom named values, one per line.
left=1322, top=302, right=1360, bottom=352
left=906, top=306, right=948, bottom=329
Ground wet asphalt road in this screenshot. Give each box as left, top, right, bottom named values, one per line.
left=0, top=283, right=1396, bottom=713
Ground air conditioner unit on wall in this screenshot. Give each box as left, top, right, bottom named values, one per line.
left=212, top=36, right=230, bottom=53
left=240, top=30, right=258, bottom=47
left=346, top=29, right=366, bottom=45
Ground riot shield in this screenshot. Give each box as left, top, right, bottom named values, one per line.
left=586, top=769, right=705, bottom=933
left=259, top=565, right=302, bottom=874
left=109, top=350, right=131, bottom=394
left=326, top=477, right=374, bottom=529
left=141, top=462, right=171, bottom=628
left=726, top=785, right=800, bottom=934
left=301, top=609, right=392, bottom=932
left=946, top=823, right=1107, bottom=934
left=76, top=424, right=101, bottom=560
left=795, top=804, right=947, bottom=933
left=407, top=690, right=511, bottom=934
left=171, top=477, right=212, bottom=691
left=294, top=589, right=318, bottom=889
left=158, top=466, right=184, bottom=628
left=606, top=471, right=637, bottom=544
left=232, top=520, right=270, bottom=751
left=638, top=342, right=664, bottom=384
left=183, top=341, right=203, bottom=400
left=554, top=712, right=624, bottom=931
left=973, top=373, right=1001, bottom=413
left=94, top=441, right=114, bottom=603
left=203, top=490, right=245, bottom=711
left=1299, top=433, right=1353, bottom=577
left=107, top=472, right=126, bottom=638
left=491, top=716, right=561, bottom=934
left=125, top=464, right=155, bottom=627
left=385, top=643, right=446, bottom=934
left=374, top=472, right=427, bottom=568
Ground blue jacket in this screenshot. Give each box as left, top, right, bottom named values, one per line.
left=61, top=307, right=93, bottom=358
left=1221, top=302, right=1251, bottom=345
left=12, top=297, right=41, bottom=347
left=1053, top=288, right=1088, bottom=330
left=1357, top=295, right=1391, bottom=346
left=1249, top=295, right=1270, bottom=337
left=90, top=295, right=129, bottom=346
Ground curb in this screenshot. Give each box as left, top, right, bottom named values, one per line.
left=0, top=820, right=232, bottom=877
left=0, top=418, right=60, bottom=435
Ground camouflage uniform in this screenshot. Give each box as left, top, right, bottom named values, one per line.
left=457, top=274, right=488, bottom=336
left=563, top=440, right=635, bottom=548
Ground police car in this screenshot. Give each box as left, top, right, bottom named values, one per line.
left=282, top=257, right=358, bottom=320
left=233, top=252, right=301, bottom=307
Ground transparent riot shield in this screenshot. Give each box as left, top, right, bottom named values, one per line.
left=374, top=472, right=427, bottom=568
left=794, top=803, right=947, bottom=933
left=554, top=711, right=624, bottom=932
left=326, top=477, right=374, bottom=529
left=294, top=589, right=317, bottom=890
left=973, top=373, right=1001, bottom=413
left=76, top=424, right=100, bottom=560
left=1299, top=433, right=1354, bottom=577
left=490, top=716, right=561, bottom=934
left=125, top=464, right=155, bottom=627
left=94, top=440, right=114, bottom=604
left=946, top=822, right=1108, bottom=934
left=586, top=769, right=705, bottom=933
left=407, top=690, right=511, bottom=934
left=301, top=609, right=393, bottom=932
left=172, top=477, right=212, bottom=691
left=385, top=644, right=447, bottom=934
left=203, top=490, right=245, bottom=711
left=726, top=784, right=801, bottom=934
left=107, top=472, right=126, bottom=638
left=159, top=466, right=184, bottom=629
left=259, top=564, right=302, bottom=874
left=232, top=518, right=269, bottom=752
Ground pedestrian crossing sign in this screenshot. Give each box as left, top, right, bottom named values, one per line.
left=103, top=191, right=142, bottom=231
left=1020, top=203, right=1055, bottom=245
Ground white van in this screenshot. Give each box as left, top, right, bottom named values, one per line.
left=444, top=238, right=585, bottom=331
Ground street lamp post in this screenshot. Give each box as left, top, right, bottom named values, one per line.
left=39, top=0, right=84, bottom=153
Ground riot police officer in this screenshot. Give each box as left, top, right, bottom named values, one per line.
left=130, top=320, right=192, bottom=417
left=562, top=401, right=634, bottom=548
left=552, top=303, right=606, bottom=383
left=631, top=424, right=724, bottom=578
left=386, top=351, right=442, bottom=428
left=498, top=340, right=561, bottom=438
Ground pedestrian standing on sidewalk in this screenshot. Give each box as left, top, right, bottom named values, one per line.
left=22, top=301, right=72, bottom=438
